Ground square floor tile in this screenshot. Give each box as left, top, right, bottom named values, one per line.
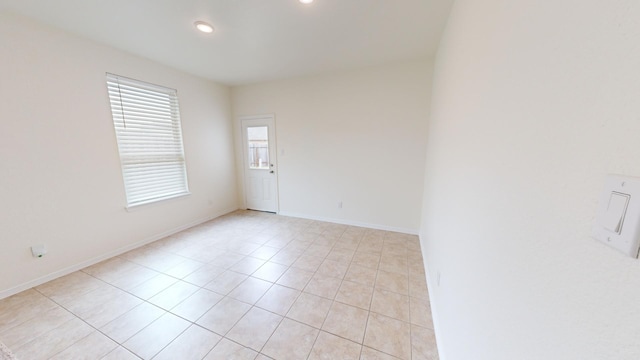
left=316, top=259, right=349, bottom=279
left=183, top=265, right=227, bottom=287
left=252, top=262, right=289, bottom=282
left=109, top=265, right=159, bottom=291
left=204, top=270, right=248, bottom=295
left=82, top=257, right=139, bottom=283
left=174, top=243, right=210, bottom=262
left=123, top=312, right=190, bottom=359
left=291, top=255, right=324, bottom=272
left=276, top=268, right=314, bottom=290
left=304, top=274, right=342, bottom=299
left=411, top=324, right=439, bottom=360
left=326, top=248, right=355, bottom=264
left=0, top=290, right=58, bottom=332
left=262, top=318, right=318, bottom=360
left=344, top=264, right=377, bottom=287
left=270, top=250, right=302, bottom=266
left=13, top=318, right=93, bottom=360
left=304, top=244, right=332, bottom=258
left=229, top=257, right=266, bottom=275
left=226, top=307, right=282, bottom=351
left=203, top=253, right=241, bottom=270
left=363, top=312, right=411, bottom=360
left=203, top=338, right=257, bottom=360
left=0, top=306, right=74, bottom=349
left=2, top=212, right=436, bottom=360
left=171, top=289, right=223, bottom=322
left=309, top=330, right=361, bottom=360
left=148, top=280, right=200, bottom=310
left=409, top=262, right=426, bottom=277
left=102, top=346, right=140, bottom=360
left=128, top=252, right=187, bottom=273
left=378, top=256, right=408, bottom=275
left=196, top=297, right=251, bottom=335
left=256, top=284, right=300, bottom=315
left=264, top=237, right=291, bottom=249
left=370, top=289, right=410, bottom=322
left=409, top=275, right=430, bottom=301
left=360, top=346, right=401, bottom=360
left=64, top=284, right=142, bottom=328
left=352, top=252, right=380, bottom=269
left=286, top=292, right=332, bottom=329
left=322, top=302, right=368, bottom=343
left=229, top=242, right=261, bottom=256
left=250, top=245, right=280, bottom=260
left=153, top=324, right=221, bottom=360
left=128, top=273, right=178, bottom=300
left=375, top=270, right=408, bottom=295
left=163, top=259, right=206, bottom=279
left=49, top=331, right=118, bottom=360
left=36, top=271, right=104, bottom=305
left=357, top=244, right=382, bottom=256
left=228, top=277, right=272, bottom=304
left=335, top=237, right=361, bottom=251
left=100, top=302, right=165, bottom=344
left=335, top=280, right=374, bottom=310
left=410, top=296, right=433, bottom=328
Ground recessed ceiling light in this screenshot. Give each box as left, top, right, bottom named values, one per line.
left=194, top=21, right=214, bottom=34
left=299, top=0, right=313, bottom=4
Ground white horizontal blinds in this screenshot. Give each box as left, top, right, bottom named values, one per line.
left=106, top=73, right=189, bottom=207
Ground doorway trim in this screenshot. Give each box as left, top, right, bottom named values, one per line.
left=240, top=114, right=280, bottom=213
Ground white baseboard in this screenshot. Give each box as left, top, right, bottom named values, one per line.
left=0, top=207, right=238, bottom=300
left=277, top=211, right=419, bottom=235
left=418, top=233, right=446, bottom=360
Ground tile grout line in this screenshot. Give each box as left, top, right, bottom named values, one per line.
left=2, top=212, right=434, bottom=360
left=31, top=285, right=139, bottom=359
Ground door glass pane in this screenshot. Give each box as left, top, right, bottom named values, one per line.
left=247, top=126, right=269, bottom=169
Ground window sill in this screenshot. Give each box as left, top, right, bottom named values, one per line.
left=125, top=192, right=191, bottom=212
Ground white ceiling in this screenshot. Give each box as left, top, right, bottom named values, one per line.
left=0, top=0, right=453, bottom=86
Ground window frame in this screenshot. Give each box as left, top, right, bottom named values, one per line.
left=106, top=73, right=190, bottom=209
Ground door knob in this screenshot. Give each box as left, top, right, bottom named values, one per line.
left=270, top=170, right=274, bottom=174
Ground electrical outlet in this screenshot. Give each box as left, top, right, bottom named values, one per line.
left=31, top=244, right=47, bottom=258
left=338, top=201, right=343, bottom=209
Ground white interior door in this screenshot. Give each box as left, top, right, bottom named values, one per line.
left=242, top=116, right=279, bottom=213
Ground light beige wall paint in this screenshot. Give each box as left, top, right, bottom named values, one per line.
left=421, top=0, right=640, bottom=359
left=232, top=61, right=432, bottom=233
left=0, top=13, right=238, bottom=297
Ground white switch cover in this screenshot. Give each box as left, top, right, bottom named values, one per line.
left=602, top=192, right=628, bottom=233
left=593, top=175, right=640, bottom=258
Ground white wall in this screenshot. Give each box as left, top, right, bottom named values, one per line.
left=0, top=13, right=238, bottom=297
left=232, top=61, right=432, bottom=233
left=421, top=0, right=640, bottom=359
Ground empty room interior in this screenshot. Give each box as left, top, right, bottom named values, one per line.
left=1, top=0, right=640, bottom=359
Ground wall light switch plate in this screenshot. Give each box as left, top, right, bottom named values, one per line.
left=593, top=175, right=640, bottom=258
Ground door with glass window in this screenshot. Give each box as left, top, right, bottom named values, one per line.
left=241, top=116, right=278, bottom=212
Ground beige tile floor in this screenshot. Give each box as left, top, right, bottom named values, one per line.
left=0, top=211, right=438, bottom=360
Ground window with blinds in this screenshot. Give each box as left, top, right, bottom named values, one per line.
left=106, top=73, right=190, bottom=208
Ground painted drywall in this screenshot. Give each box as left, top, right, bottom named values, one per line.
left=421, top=0, right=640, bottom=359
left=232, top=62, right=432, bottom=233
left=0, top=13, right=238, bottom=297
